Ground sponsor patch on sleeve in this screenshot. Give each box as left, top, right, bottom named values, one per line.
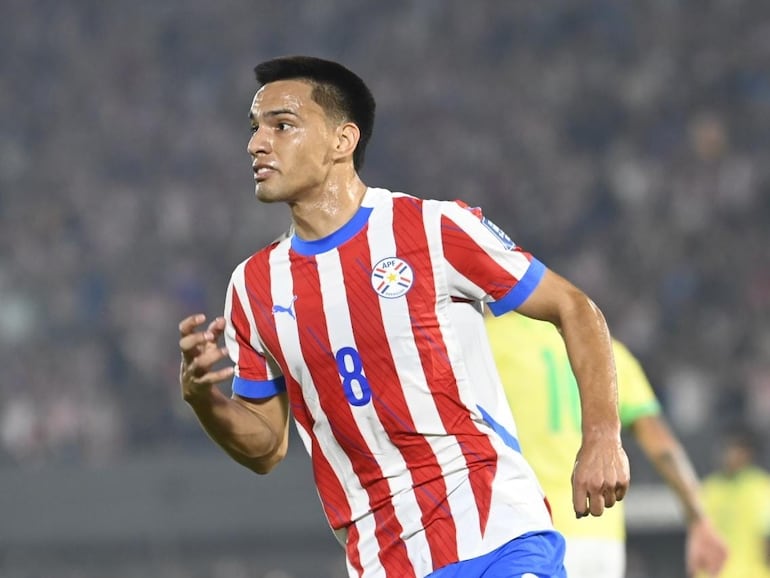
left=481, top=217, right=516, bottom=250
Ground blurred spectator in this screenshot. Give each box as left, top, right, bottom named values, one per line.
left=698, top=427, right=770, bottom=578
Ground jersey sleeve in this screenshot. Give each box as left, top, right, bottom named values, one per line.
left=224, top=261, right=286, bottom=399
left=440, top=200, right=546, bottom=316
left=613, top=340, right=661, bottom=427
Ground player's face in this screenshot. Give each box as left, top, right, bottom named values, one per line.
left=722, top=442, right=752, bottom=473
left=247, top=80, right=337, bottom=203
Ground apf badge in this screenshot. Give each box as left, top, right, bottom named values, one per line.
left=371, top=257, right=414, bottom=299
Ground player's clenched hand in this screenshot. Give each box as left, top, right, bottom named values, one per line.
left=178, top=314, right=234, bottom=400
left=686, top=517, right=728, bottom=577
left=571, top=433, right=630, bottom=518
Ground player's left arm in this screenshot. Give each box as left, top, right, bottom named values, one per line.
left=515, top=268, right=630, bottom=518
left=631, top=415, right=728, bottom=576
left=438, top=202, right=626, bottom=516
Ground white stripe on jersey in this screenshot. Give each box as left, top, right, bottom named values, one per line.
left=316, top=248, right=432, bottom=576
left=228, top=260, right=273, bottom=376
left=425, top=197, right=553, bottom=556
left=223, top=268, right=239, bottom=366
left=368, top=195, right=483, bottom=562
left=267, top=242, right=383, bottom=576
left=436, top=282, right=554, bottom=555
left=441, top=201, right=532, bottom=284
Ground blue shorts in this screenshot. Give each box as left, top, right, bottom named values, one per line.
left=426, top=530, right=567, bottom=578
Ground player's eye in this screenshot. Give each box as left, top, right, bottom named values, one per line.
left=276, top=122, right=290, bottom=131
left=250, top=125, right=259, bottom=134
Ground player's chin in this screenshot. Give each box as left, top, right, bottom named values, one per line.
left=255, top=183, right=281, bottom=203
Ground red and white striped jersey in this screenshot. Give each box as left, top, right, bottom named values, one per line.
left=224, top=188, right=554, bottom=578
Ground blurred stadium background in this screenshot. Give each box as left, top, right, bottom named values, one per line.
left=1, top=1, right=768, bottom=576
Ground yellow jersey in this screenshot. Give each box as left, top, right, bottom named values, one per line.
left=485, top=312, right=660, bottom=540
left=698, top=466, right=770, bottom=578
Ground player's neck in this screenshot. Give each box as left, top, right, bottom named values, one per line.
left=289, top=172, right=368, bottom=241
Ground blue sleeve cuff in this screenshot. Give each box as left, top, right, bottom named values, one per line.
left=487, top=258, right=546, bottom=317
left=232, top=375, right=286, bottom=399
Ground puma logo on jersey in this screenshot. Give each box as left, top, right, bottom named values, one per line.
left=272, top=296, right=297, bottom=319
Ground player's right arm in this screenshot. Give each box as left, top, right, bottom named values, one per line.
left=631, top=415, right=727, bottom=576
left=439, top=200, right=628, bottom=518
left=179, top=314, right=290, bottom=474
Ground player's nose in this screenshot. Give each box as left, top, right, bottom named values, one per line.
left=247, top=128, right=271, bottom=157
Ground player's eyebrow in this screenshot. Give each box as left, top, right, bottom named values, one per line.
left=249, top=109, right=299, bottom=122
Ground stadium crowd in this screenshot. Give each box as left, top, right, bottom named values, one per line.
left=1, top=0, right=768, bottom=479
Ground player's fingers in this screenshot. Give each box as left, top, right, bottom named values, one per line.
left=686, top=552, right=705, bottom=577
left=603, top=485, right=617, bottom=509
left=209, top=365, right=235, bottom=383
left=179, top=314, right=206, bottom=336
left=207, top=316, right=227, bottom=339
left=179, top=331, right=216, bottom=361
left=572, top=480, right=589, bottom=518
left=179, top=331, right=213, bottom=351
left=614, top=480, right=628, bottom=502
left=587, top=490, right=605, bottom=517
left=688, top=551, right=714, bottom=577
left=187, top=365, right=235, bottom=386
left=184, top=345, right=230, bottom=379
left=707, top=548, right=727, bottom=575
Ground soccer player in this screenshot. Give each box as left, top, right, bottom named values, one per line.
left=485, top=312, right=728, bottom=578
left=698, top=428, right=770, bottom=578
left=178, top=55, right=630, bottom=578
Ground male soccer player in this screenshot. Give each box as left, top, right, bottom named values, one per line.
left=698, top=428, right=770, bottom=578
left=485, top=312, right=728, bottom=578
left=178, top=55, right=630, bottom=578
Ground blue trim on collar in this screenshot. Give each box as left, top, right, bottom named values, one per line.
left=291, top=206, right=373, bottom=256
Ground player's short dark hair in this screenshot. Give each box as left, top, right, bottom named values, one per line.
left=254, top=56, right=376, bottom=171
left=724, top=424, right=761, bottom=456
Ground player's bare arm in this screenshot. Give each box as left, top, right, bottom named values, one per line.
left=179, top=314, right=290, bottom=474
left=516, top=269, right=630, bottom=518
left=632, top=415, right=728, bottom=576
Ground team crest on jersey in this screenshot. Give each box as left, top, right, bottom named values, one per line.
left=371, top=257, right=414, bottom=299
left=481, top=216, right=515, bottom=250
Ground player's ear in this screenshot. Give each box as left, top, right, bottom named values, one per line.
left=333, top=122, right=360, bottom=163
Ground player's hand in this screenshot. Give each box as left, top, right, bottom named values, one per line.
left=178, top=314, right=234, bottom=401
left=686, top=517, right=728, bottom=576
left=571, top=431, right=630, bottom=518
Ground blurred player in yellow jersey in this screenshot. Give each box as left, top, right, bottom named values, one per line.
left=698, top=428, right=770, bottom=578
left=486, top=312, right=727, bottom=578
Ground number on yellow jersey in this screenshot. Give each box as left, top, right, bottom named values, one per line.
left=542, top=348, right=581, bottom=433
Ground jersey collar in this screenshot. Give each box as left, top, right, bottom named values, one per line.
left=290, top=192, right=374, bottom=256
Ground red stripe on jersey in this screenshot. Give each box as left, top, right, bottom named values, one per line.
left=230, top=284, right=269, bottom=381
left=395, top=197, right=497, bottom=537
left=310, top=430, right=363, bottom=578
left=346, top=523, right=363, bottom=578
left=243, top=250, right=356, bottom=539
left=440, top=213, right=532, bottom=301
left=337, top=232, right=458, bottom=571
left=289, top=250, right=415, bottom=578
